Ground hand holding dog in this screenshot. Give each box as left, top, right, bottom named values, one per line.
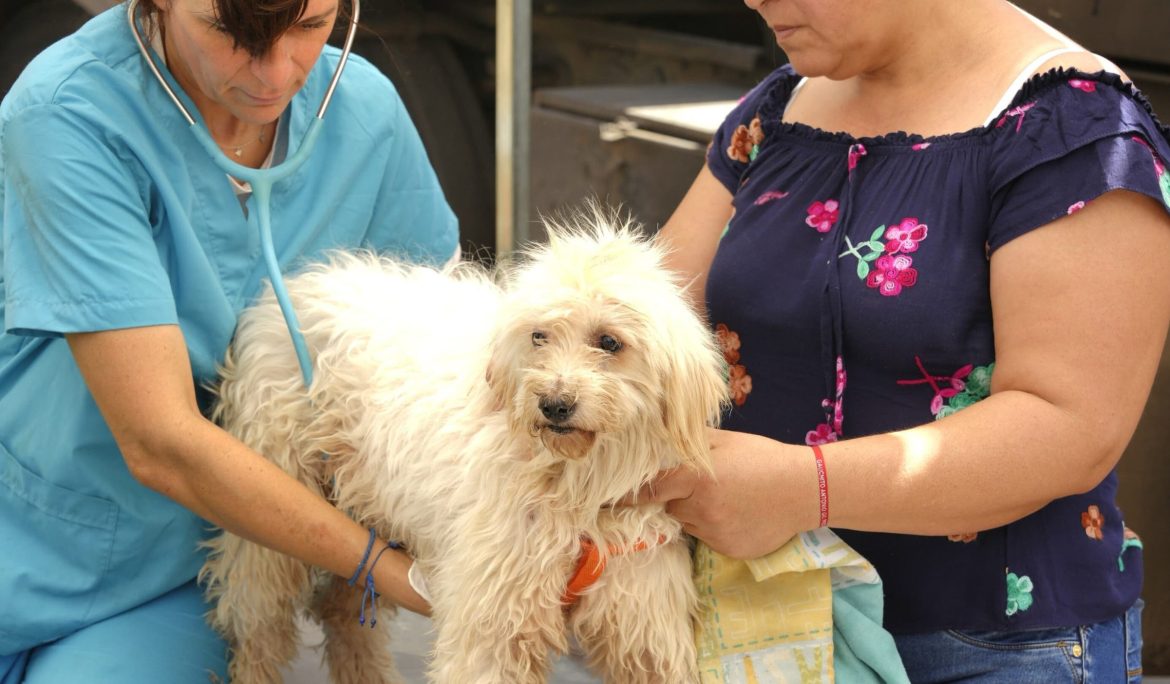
left=625, top=428, right=821, bottom=560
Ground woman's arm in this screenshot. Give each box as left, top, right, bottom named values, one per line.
left=635, top=189, right=1170, bottom=560
left=655, top=165, right=736, bottom=310
left=67, top=324, right=429, bottom=615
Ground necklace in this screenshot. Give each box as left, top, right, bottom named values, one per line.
left=218, top=128, right=268, bottom=158
left=157, top=29, right=270, bottom=159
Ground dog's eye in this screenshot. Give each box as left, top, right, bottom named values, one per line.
left=597, top=334, right=623, bottom=353
left=531, top=331, right=547, bottom=346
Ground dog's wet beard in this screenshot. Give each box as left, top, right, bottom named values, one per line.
left=538, top=425, right=597, bottom=459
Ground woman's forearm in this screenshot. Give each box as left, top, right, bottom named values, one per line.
left=66, top=326, right=429, bottom=614
left=823, top=389, right=1119, bottom=536
left=144, top=414, right=429, bottom=614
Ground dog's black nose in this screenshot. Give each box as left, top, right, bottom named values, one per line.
left=539, top=397, right=576, bottom=423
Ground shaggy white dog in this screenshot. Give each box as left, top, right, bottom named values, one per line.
left=200, top=216, right=729, bottom=683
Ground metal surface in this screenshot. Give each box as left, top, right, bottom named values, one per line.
left=495, top=0, right=532, bottom=254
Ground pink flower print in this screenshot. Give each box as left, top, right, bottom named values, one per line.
left=1131, top=135, right=1167, bottom=175
left=806, top=422, right=839, bottom=446
left=806, top=199, right=840, bottom=233
left=866, top=254, right=918, bottom=296
left=911, top=142, right=932, bottom=151
left=1068, top=79, right=1097, bottom=93
left=808, top=357, right=847, bottom=444
left=754, top=190, right=790, bottom=206
left=848, top=143, right=867, bottom=172
left=996, top=101, right=1036, bottom=133
left=884, top=217, right=929, bottom=254
left=1067, top=200, right=1086, bottom=214
left=898, top=357, right=976, bottom=417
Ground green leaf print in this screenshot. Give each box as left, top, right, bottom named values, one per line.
left=1159, top=170, right=1170, bottom=208
left=1006, top=572, right=1035, bottom=616
left=871, top=225, right=886, bottom=242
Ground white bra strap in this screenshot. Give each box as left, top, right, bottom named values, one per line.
left=984, top=47, right=1092, bottom=126
left=783, top=76, right=809, bottom=119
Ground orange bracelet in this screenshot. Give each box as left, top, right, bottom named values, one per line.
left=811, top=445, right=829, bottom=528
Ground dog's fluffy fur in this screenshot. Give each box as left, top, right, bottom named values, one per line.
left=200, top=214, right=729, bottom=683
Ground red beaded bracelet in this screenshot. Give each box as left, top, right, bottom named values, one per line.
left=811, top=445, right=829, bottom=528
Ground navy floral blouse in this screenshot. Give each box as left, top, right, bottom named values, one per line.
left=705, top=65, right=1170, bottom=633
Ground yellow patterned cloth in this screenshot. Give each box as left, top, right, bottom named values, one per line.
left=694, top=528, right=908, bottom=684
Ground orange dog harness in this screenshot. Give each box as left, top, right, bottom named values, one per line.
left=561, top=535, right=667, bottom=607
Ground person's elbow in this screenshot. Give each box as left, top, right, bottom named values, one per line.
left=113, top=414, right=203, bottom=497
left=1072, top=424, right=1132, bottom=495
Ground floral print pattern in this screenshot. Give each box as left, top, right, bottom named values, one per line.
left=806, top=199, right=840, bottom=232
left=838, top=218, right=928, bottom=296
left=996, top=101, right=1036, bottom=133
left=1005, top=571, right=1035, bottom=616
left=847, top=143, right=867, bottom=172
left=727, top=116, right=765, bottom=163
left=807, top=357, right=846, bottom=445
left=898, top=361, right=994, bottom=420
left=1131, top=135, right=1170, bottom=208
left=884, top=217, right=929, bottom=254
left=754, top=190, right=790, bottom=206
left=1082, top=505, right=1104, bottom=541
left=1068, top=79, right=1097, bottom=93
left=715, top=323, right=752, bottom=406
left=1067, top=200, right=1086, bottom=214
left=866, top=255, right=918, bottom=296
left=1119, top=527, right=1143, bottom=572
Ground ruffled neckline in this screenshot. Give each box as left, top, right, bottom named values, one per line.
left=756, top=66, right=1170, bottom=149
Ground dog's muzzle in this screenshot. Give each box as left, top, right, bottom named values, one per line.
left=539, top=396, right=576, bottom=434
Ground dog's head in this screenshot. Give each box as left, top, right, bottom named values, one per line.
left=485, top=210, right=729, bottom=477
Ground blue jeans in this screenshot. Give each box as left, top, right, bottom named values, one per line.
left=0, top=580, right=227, bottom=684
left=893, top=600, right=1143, bottom=683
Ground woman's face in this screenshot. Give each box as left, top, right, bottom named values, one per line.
left=161, top=0, right=339, bottom=126
left=744, top=0, right=907, bottom=79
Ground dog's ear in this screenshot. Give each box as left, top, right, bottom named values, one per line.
left=658, top=315, right=729, bottom=474
left=484, top=320, right=526, bottom=414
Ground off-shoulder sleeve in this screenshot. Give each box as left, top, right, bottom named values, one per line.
left=706, top=65, right=796, bottom=194
left=987, top=70, right=1170, bottom=253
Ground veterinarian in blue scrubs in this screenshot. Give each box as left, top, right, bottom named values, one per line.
left=0, top=0, right=454, bottom=679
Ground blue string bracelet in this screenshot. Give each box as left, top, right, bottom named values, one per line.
left=359, top=540, right=403, bottom=628
left=347, top=527, right=377, bottom=587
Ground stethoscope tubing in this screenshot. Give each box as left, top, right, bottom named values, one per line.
left=127, top=0, right=361, bottom=387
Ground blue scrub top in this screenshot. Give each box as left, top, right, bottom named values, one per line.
left=0, top=7, right=457, bottom=653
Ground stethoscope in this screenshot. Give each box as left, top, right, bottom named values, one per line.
left=127, top=0, right=362, bottom=387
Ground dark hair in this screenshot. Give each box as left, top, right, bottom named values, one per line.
left=140, top=0, right=337, bottom=58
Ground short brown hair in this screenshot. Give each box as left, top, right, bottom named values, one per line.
left=141, top=0, right=327, bottom=58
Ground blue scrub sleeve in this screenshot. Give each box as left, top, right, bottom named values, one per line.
left=363, top=92, right=459, bottom=265
left=3, top=103, right=177, bottom=337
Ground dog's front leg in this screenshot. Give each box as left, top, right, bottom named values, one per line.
left=569, top=540, right=700, bottom=683
left=202, top=534, right=311, bottom=684
left=426, top=559, right=569, bottom=684
left=313, top=574, right=402, bottom=684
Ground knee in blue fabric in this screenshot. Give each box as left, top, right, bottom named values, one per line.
left=19, top=580, right=227, bottom=684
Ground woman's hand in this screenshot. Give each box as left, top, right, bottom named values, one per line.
left=369, top=550, right=431, bottom=617
left=624, top=428, right=821, bottom=560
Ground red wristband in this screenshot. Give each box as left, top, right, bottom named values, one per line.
left=811, top=445, right=829, bottom=528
